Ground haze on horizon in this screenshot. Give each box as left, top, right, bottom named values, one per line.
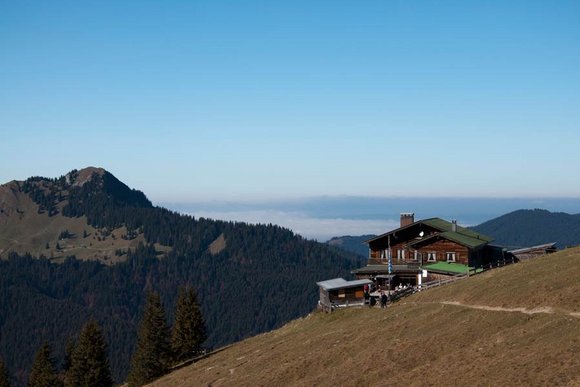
left=1, top=1, right=579, bottom=204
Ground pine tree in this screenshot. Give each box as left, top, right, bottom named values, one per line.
left=0, top=359, right=12, bottom=387
left=27, top=342, right=62, bottom=387
left=171, top=286, right=207, bottom=363
left=126, top=292, right=170, bottom=386
left=61, top=338, right=75, bottom=373
left=65, top=320, right=112, bottom=387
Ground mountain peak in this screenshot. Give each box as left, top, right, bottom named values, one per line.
left=69, top=166, right=106, bottom=186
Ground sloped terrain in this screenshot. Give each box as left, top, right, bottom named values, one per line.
left=0, top=168, right=364, bottom=384
left=0, top=173, right=162, bottom=263
left=326, top=234, right=375, bottom=257
left=472, top=209, right=580, bottom=249
left=151, top=248, right=580, bottom=386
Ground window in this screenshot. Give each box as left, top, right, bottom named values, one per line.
left=397, top=249, right=405, bottom=260
left=427, top=252, right=436, bottom=262
left=446, top=252, right=456, bottom=262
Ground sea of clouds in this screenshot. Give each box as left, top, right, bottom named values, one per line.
left=162, top=197, right=580, bottom=241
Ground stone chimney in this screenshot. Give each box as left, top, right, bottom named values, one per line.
left=400, top=212, right=415, bottom=228
left=451, top=220, right=457, bottom=232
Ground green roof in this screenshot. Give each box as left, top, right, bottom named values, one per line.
left=409, top=230, right=488, bottom=249
left=423, top=262, right=470, bottom=274
left=439, top=231, right=488, bottom=249
left=422, top=218, right=493, bottom=242
left=366, top=217, right=494, bottom=245
left=423, top=262, right=484, bottom=275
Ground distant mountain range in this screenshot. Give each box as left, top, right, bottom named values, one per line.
left=0, top=168, right=363, bottom=385
left=471, top=209, right=580, bottom=249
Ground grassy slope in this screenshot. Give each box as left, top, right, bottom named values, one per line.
left=0, top=181, right=168, bottom=263
left=151, top=248, right=580, bottom=386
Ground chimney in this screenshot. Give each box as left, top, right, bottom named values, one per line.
left=451, top=220, right=457, bottom=232
left=400, top=212, right=415, bottom=228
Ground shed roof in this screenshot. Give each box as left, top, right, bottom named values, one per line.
left=316, top=278, right=372, bottom=291
left=508, top=242, right=557, bottom=255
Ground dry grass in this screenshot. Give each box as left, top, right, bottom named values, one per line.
left=150, top=249, right=580, bottom=387
left=0, top=181, right=169, bottom=263
left=412, top=247, right=580, bottom=312
left=208, top=233, right=226, bottom=255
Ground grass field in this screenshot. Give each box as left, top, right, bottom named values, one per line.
left=150, top=248, right=580, bottom=386
left=0, top=181, right=169, bottom=263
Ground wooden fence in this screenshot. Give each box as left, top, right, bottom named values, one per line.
left=418, top=273, right=468, bottom=291
left=417, top=256, right=518, bottom=291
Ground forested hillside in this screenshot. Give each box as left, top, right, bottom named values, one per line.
left=0, top=168, right=363, bottom=385
left=326, top=235, right=375, bottom=257
left=472, top=209, right=580, bottom=249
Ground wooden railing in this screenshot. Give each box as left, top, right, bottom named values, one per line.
left=418, top=256, right=518, bottom=291
left=418, top=273, right=468, bottom=291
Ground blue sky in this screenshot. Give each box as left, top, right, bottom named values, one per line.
left=1, top=1, right=579, bottom=207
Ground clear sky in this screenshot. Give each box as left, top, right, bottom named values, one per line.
left=1, top=1, right=579, bottom=203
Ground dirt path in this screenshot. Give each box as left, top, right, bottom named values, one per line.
left=412, top=300, right=580, bottom=319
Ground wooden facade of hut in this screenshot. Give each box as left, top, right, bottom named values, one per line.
left=353, top=213, right=497, bottom=284
left=316, top=278, right=373, bottom=313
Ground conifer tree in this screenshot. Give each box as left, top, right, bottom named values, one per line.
left=27, top=342, right=62, bottom=387
left=65, top=320, right=112, bottom=387
left=171, top=286, right=207, bottom=363
left=0, top=359, right=12, bottom=387
left=61, top=338, right=75, bottom=373
left=126, top=292, right=170, bottom=386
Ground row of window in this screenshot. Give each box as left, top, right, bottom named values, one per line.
left=381, top=249, right=456, bottom=262
left=426, top=252, right=456, bottom=262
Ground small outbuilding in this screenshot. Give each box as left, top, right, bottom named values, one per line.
left=509, top=243, right=557, bottom=261
left=316, top=278, right=373, bottom=313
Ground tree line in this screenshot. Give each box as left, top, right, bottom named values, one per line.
left=0, top=288, right=205, bottom=387
left=2, top=170, right=363, bottom=384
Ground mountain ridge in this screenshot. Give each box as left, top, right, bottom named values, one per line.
left=0, top=167, right=363, bottom=385
left=0, top=167, right=158, bottom=262
left=471, top=208, right=580, bottom=249
left=326, top=234, right=375, bottom=257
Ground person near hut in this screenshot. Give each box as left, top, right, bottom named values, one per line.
left=380, top=291, right=388, bottom=308
left=363, top=283, right=370, bottom=305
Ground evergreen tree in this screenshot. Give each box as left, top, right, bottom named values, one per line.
left=65, top=320, right=112, bottom=387
left=171, top=286, right=207, bottom=363
left=0, top=359, right=12, bottom=387
left=27, top=342, right=62, bottom=387
left=126, top=292, right=170, bottom=386
left=62, top=338, right=75, bottom=373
